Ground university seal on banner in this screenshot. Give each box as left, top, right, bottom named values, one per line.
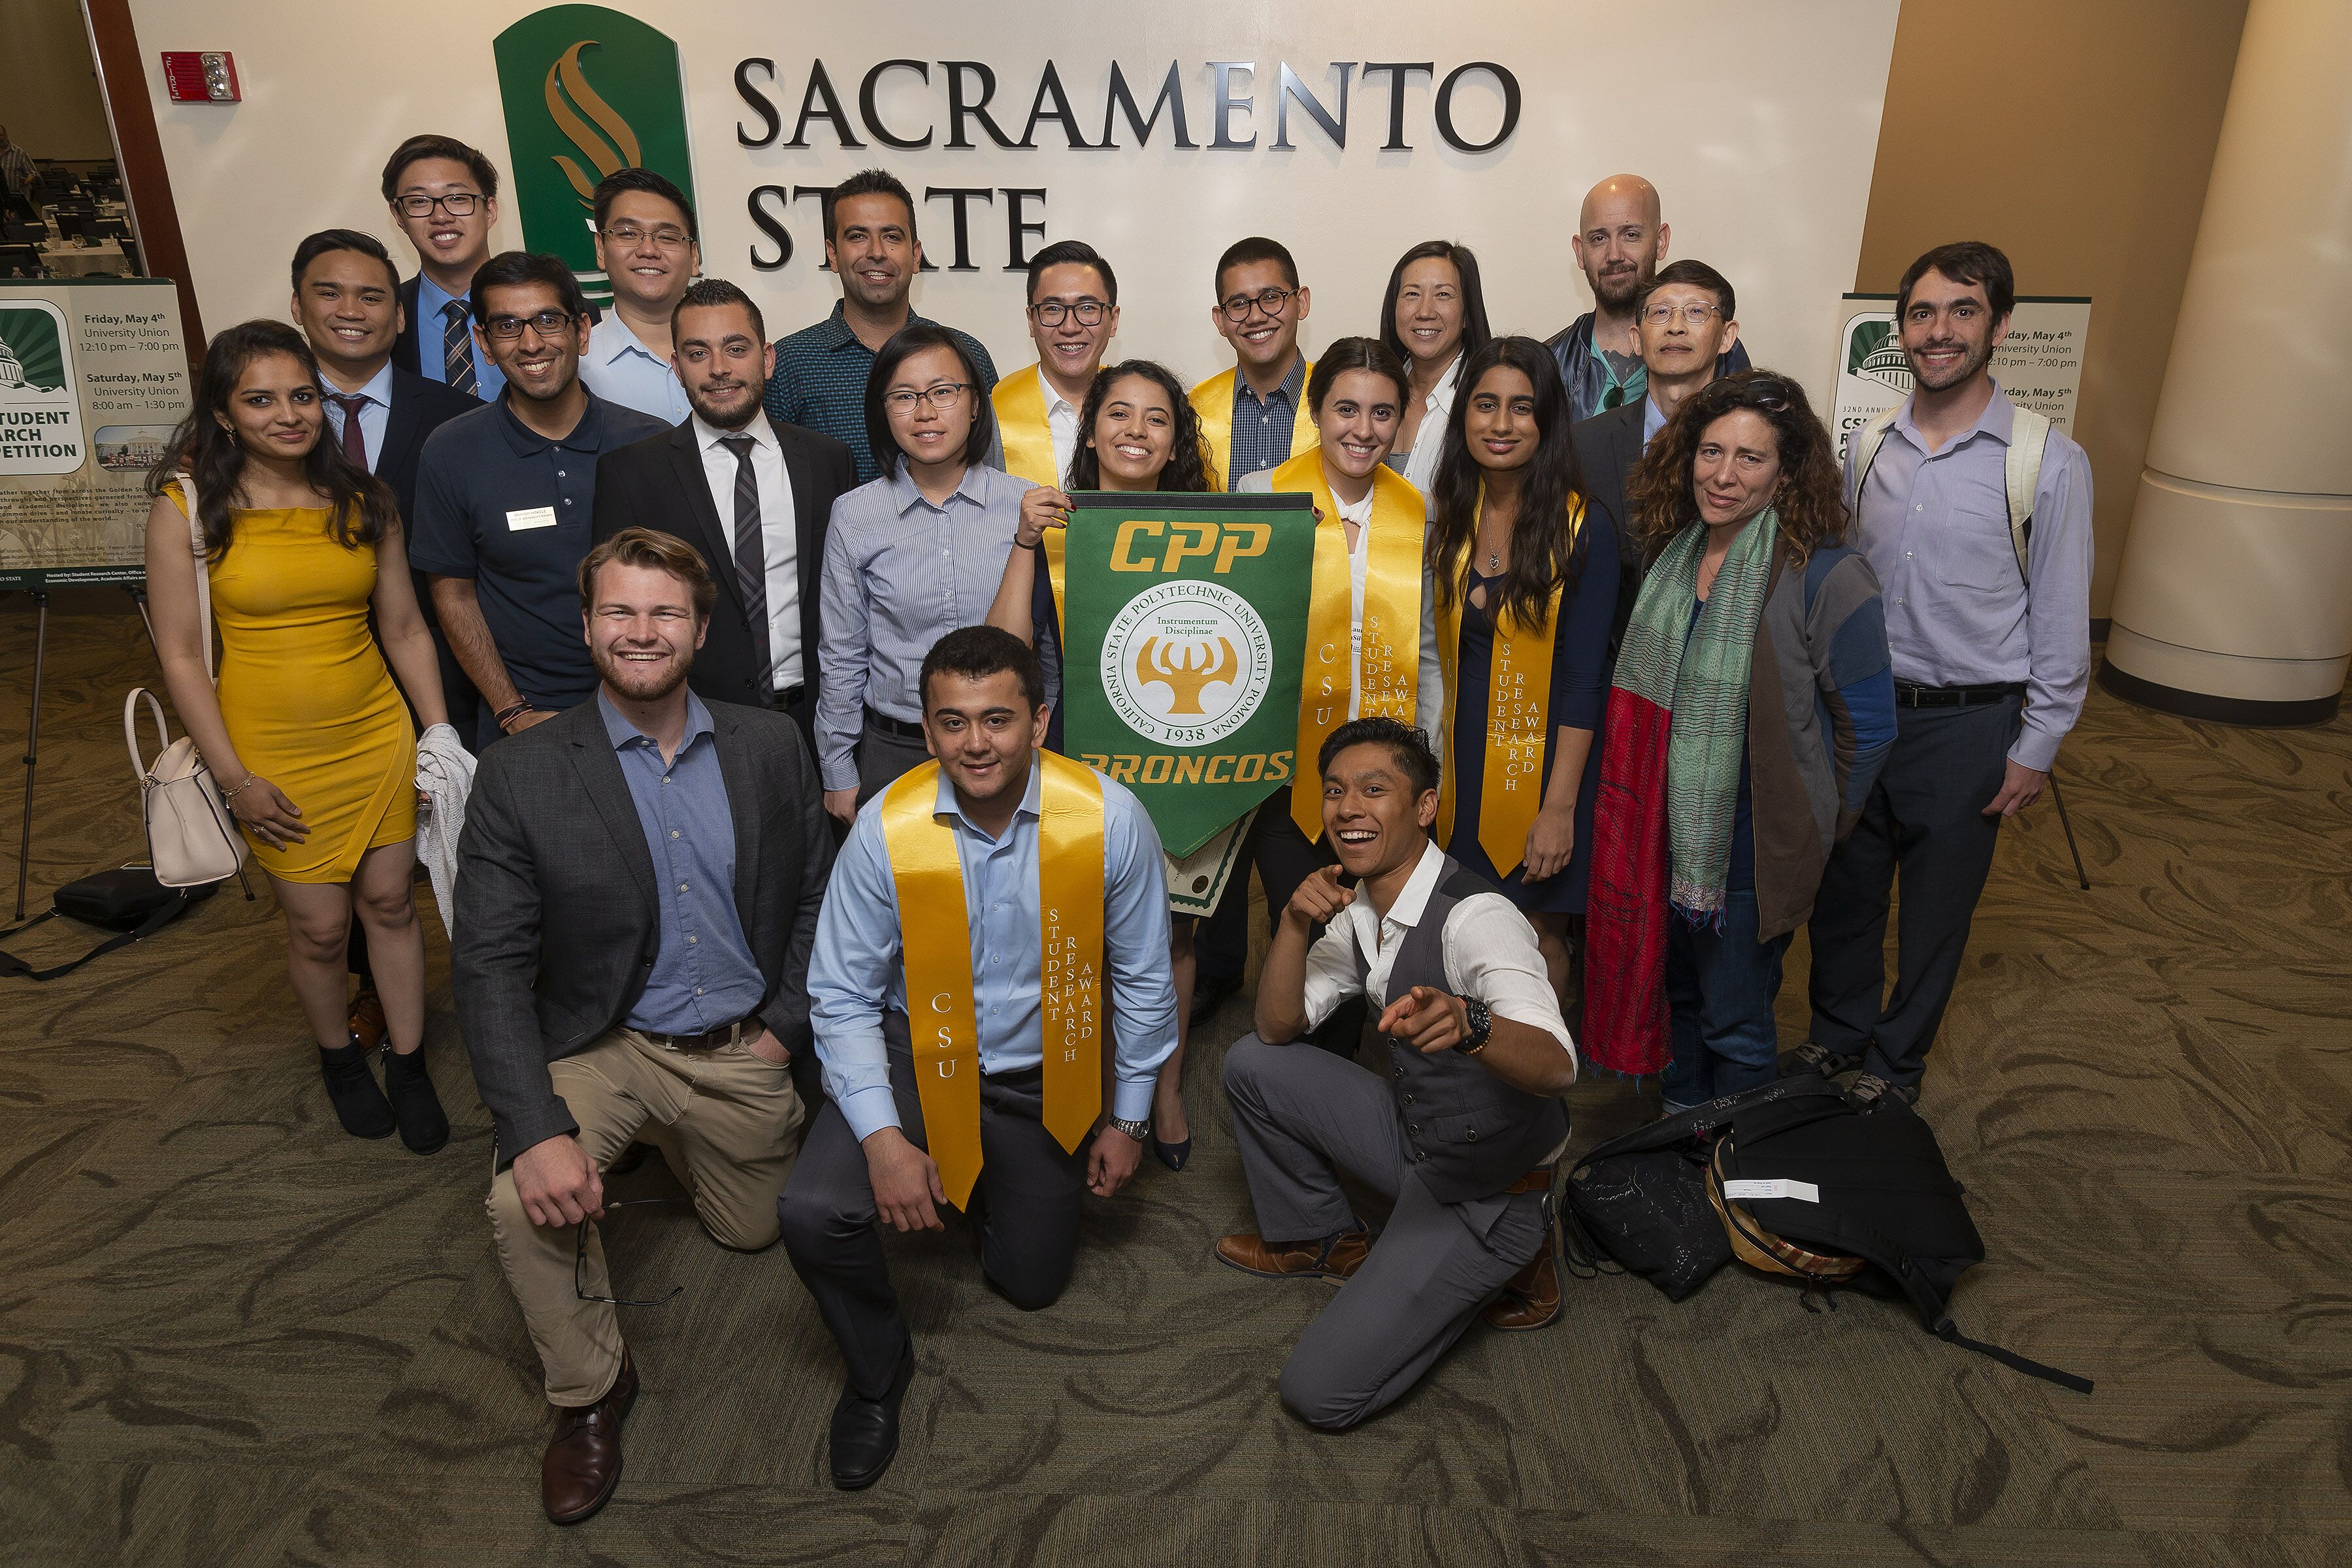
left=1100, top=580, right=1274, bottom=748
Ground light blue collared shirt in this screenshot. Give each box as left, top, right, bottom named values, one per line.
left=598, top=689, right=768, bottom=1035
left=809, top=760, right=1179, bottom=1142
left=1847, top=381, right=2093, bottom=772
left=321, top=361, right=394, bottom=472
left=1642, top=391, right=1668, bottom=449
left=414, top=272, right=507, bottom=402
left=580, top=314, right=692, bottom=425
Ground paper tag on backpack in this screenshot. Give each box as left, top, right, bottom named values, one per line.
left=1723, top=1179, right=1820, bottom=1203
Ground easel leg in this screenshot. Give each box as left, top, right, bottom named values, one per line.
left=2048, top=772, right=2091, bottom=892
left=14, top=591, right=50, bottom=921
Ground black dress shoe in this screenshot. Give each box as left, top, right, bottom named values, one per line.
left=1188, top=971, right=1241, bottom=1029
left=382, top=1046, right=449, bottom=1155
left=829, top=1339, right=915, bottom=1491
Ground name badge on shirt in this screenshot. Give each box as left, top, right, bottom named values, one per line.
left=506, top=506, right=559, bottom=532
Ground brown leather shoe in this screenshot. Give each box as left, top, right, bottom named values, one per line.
left=1215, top=1226, right=1370, bottom=1282
left=542, top=1352, right=638, bottom=1525
left=1480, top=1225, right=1563, bottom=1331
left=347, top=984, right=387, bottom=1053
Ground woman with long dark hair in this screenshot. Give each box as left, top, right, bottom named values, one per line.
left=142, top=319, right=453, bottom=1151
left=1378, top=240, right=1493, bottom=498
left=1426, top=336, right=1620, bottom=1002
left=986, top=357, right=1215, bottom=1169
left=1582, top=370, right=1897, bottom=1110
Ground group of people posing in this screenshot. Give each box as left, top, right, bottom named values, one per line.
left=137, top=133, right=2093, bottom=1524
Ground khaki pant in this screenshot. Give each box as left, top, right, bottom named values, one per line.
left=487, top=1027, right=805, bottom=1406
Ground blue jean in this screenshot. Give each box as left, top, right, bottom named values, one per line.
left=1661, top=889, right=1791, bottom=1112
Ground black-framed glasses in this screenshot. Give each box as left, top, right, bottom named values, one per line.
left=602, top=222, right=693, bottom=250
left=574, top=1196, right=690, bottom=1308
left=1218, top=285, right=1298, bottom=323
left=396, top=192, right=482, bottom=218
left=1030, top=298, right=1107, bottom=327
left=882, top=383, right=970, bottom=413
left=484, top=308, right=581, bottom=340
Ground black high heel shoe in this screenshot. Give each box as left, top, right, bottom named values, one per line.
left=1151, top=1130, right=1192, bottom=1171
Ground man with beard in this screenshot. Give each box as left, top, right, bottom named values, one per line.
left=1548, top=174, right=1750, bottom=423
left=453, top=528, right=833, bottom=1524
left=594, top=278, right=857, bottom=747
left=1799, top=240, right=2093, bottom=1110
left=762, top=169, right=998, bottom=483
left=409, top=253, right=667, bottom=749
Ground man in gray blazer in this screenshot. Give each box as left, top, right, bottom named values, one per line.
left=453, top=527, right=832, bottom=1526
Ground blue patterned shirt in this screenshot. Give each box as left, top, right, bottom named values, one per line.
left=1225, top=355, right=1307, bottom=489
left=761, top=301, right=998, bottom=485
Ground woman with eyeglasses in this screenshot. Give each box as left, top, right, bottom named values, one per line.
left=1426, top=337, right=1619, bottom=1007
left=985, top=358, right=1215, bottom=1168
left=815, top=323, right=1036, bottom=821
left=143, top=319, right=455, bottom=1152
left=1379, top=240, right=1494, bottom=498
left=1582, top=371, right=1896, bottom=1111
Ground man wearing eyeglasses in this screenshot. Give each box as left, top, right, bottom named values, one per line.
left=1573, top=259, right=1742, bottom=647
left=578, top=169, right=698, bottom=424
left=990, top=239, right=1120, bottom=487
left=409, top=253, right=668, bottom=749
left=381, top=134, right=506, bottom=402
left=762, top=168, right=998, bottom=484
left=1546, top=174, right=1750, bottom=423
left=1188, top=236, right=1315, bottom=491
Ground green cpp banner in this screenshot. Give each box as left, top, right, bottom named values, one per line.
left=1059, top=492, right=1315, bottom=857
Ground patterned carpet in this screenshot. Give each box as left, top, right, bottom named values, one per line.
left=3, top=593, right=2346, bottom=1568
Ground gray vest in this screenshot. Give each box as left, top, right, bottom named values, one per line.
left=1359, top=855, right=1571, bottom=1205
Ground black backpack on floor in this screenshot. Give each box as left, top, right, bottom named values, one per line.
left=0, top=865, right=214, bottom=981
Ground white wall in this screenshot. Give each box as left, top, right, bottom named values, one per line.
left=125, top=0, right=1898, bottom=406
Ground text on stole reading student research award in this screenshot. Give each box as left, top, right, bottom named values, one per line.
left=1057, top=492, right=1315, bottom=857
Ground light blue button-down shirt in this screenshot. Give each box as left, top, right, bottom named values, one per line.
left=598, top=689, right=768, bottom=1035
left=1847, top=382, right=2093, bottom=772
left=320, top=361, right=394, bottom=472
left=809, top=760, right=1179, bottom=1143
left=1642, top=390, right=1668, bottom=449
left=580, top=314, right=692, bottom=425
left=815, top=462, right=1034, bottom=791
left=415, top=272, right=508, bottom=402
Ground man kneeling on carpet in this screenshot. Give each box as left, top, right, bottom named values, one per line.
left=452, top=528, right=833, bottom=1524
left=780, top=625, right=1179, bottom=1490
left=1218, top=716, right=1578, bottom=1431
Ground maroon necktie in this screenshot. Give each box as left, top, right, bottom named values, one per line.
left=331, top=394, right=370, bottom=469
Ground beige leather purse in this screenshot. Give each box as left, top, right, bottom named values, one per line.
left=124, top=477, right=248, bottom=888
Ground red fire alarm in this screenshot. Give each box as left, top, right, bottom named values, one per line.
left=161, top=52, right=241, bottom=103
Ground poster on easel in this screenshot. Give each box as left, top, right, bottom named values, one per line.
left=1829, top=293, right=2091, bottom=466
left=0, top=277, right=191, bottom=590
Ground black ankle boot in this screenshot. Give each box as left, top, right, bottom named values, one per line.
left=318, top=1038, right=395, bottom=1139
left=382, top=1046, right=450, bottom=1154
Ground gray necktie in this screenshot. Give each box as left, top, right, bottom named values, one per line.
left=440, top=301, right=477, bottom=398
left=717, top=434, right=773, bottom=692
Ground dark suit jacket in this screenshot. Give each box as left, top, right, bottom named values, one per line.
left=451, top=698, right=835, bottom=1163
left=379, top=367, right=480, bottom=524
left=392, top=276, right=425, bottom=376
left=1572, top=399, right=1648, bottom=650
left=591, top=416, right=857, bottom=710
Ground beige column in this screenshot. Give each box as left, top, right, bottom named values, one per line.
left=2101, top=0, right=2352, bottom=725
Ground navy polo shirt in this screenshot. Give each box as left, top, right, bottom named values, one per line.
left=408, top=391, right=668, bottom=725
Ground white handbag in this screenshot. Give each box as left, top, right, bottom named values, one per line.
left=124, top=475, right=247, bottom=888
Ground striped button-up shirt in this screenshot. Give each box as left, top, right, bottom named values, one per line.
left=761, top=301, right=999, bottom=486
left=815, top=462, right=1034, bottom=791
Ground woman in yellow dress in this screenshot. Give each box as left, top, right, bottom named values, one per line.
left=144, top=320, right=453, bottom=1152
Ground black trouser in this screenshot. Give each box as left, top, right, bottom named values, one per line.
left=1805, top=694, right=2021, bottom=1087
left=777, top=1020, right=1089, bottom=1399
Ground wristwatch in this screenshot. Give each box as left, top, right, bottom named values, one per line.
left=1109, top=1116, right=1152, bottom=1142
left=1454, top=995, right=1493, bottom=1055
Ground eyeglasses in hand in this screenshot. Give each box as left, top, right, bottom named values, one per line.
left=1030, top=299, right=1108, bottom=327
left=882, top=383, right=971, bottom=413
left=1218, top=286, right=1298, bottom=323
left=397, top=192, right=482, bottom=218
left=574, top=1196, right=691, bottom=1309
left=602, top=223, right=693, bottom=251
left=484, top=309, right=581, bottom=341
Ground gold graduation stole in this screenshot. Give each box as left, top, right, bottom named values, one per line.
left=879, top=753, right=1107, bottom=1209
left=1188, top=361, right=1317, bottom=491
left=991, top=365, right=1064, bottom=487
left=1435, top=498, right=1582, bottom=875
left=1266, top=448, right=1427, bottom=839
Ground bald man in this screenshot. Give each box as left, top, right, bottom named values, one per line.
left=1548, top=174, right=1750, bottom=423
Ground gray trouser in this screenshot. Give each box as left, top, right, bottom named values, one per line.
left=1222, top=1037, right=1546, bottom=1432
left=855, top=717, right=932, bottom=805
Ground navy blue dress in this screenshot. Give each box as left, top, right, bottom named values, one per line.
left=1443, top=515, right=1620, bottom=915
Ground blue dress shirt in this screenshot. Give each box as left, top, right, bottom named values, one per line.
left=415, top=272, right=508, bottom=402
left=1225, top=355, right=1307, bottom=489
left=598, top=689, right=769, bottom=1035
left=580, top=315, right=692, bottom=424
left=809, top=760, right=1179, bottom=1143
left=321, top=361, right=394, bottom=472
